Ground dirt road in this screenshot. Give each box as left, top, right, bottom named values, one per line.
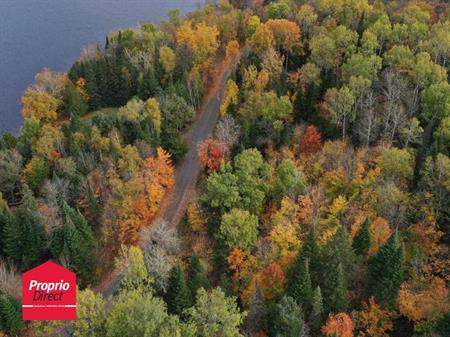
left=55, top=60, right=233, bottom=336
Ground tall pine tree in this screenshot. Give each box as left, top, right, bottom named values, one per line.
left=309, top=286, right=324, bottom=334
left=188, top=254, right=209, bottom=297
left=327, top=263, right=348, bottom=313
left=368, top=231, right=405, bottom=308
left=321, top=227, right=353, bottom=313
left=0, top=294, right=24, bottom=333
left=353, top=218, right=371, bottom=255
left=288, top=228, right=321, bottom=291
left=288, top=259, right=313, bottom=312
left=50, top=202, right=96, bottom=287
left=3, top=186, right=45, bottom=270
left=165, top=265, right=192, bottom=317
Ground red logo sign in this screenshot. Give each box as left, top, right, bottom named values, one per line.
left=22, top=261, right=76, bottom=320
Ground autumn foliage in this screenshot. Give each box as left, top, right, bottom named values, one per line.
left=197, top=138, right=230, bottom=172
left=322, top=313, right=354, bottom=337
left=300, top=125, right=322, bottom=157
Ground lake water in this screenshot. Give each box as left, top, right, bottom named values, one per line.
left=0, top=0, right=201, bottom=135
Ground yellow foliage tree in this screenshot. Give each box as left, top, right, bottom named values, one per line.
left=356, top=297, right=393, bottom=337
left=159, top=46, right=177, bottom=80
left=187, top=202, right=207, bottom=233
left=368, top=217, right=392, bottom=255
left=220, top=79, right=239, bottom=117
left=22, top=89, right=60, bottom=121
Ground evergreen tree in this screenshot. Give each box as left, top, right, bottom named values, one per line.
left=309, top=286, right=324, bottom=334
left=288, top=259, right=313, bottom=312
left=188, top=254, right=209, bottom=296
left=0, top=294, right=24, bottom=333
left=165, top=265, right=192, bottom=317
left=328, top=263, right=348, bottom=313
left=1, top=211, right=19, bottom=261
left=63, top=81, right=88, bottom=117
left=246, top=285, right=267, bottom=334
left=353, top=218, right=371, bottom=255
left=368, top=232, right=405, bottom=308
left=50, top=202, right=96, bottom=286
left=321, top=226, right=354, bottom=313
left=272, top=296, right=304, bottom=337
left=138, top=69, right=160, bottom=100
left=288, top=228, right=321, bottom=289
left=3, top=187, right=45, bottom=270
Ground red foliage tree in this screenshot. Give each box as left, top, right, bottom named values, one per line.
left=300, top=125, right=322, bottom=157
left=197, top=138, right=230, bottom=172
left=258, top=262, right=287, bottom=300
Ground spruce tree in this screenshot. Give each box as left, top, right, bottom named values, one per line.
left=165, top=265, right=192, bottom=317
left=246, top=285, right=267, bottom=334
left=188, top=254, right=209, bottom=296
left=2, top=211, right=20, bottom=263
left=51, top=202, right=96, bottom=286
left=368, top=232, right=405, bottom=308
left=272, top=296, right=304, bottom=337
left=328, top=263, right=348, bottom=313
left=288, top=228, right=321, bottom=290
left=0, top=294, right=24, bottom=333
left=289, top=259, right=313, bottom=312
left=353, top=218, right=371, bottom=255
left=321, top=226, right=354, bottom=313
left=138, top=69, right=159, bottom=100
left=309, top=286, right=324, bottom=334
left=3, top=187, right=45, bottom=270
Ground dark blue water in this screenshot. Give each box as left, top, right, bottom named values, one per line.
left=0, top=0, right=200, bottom=135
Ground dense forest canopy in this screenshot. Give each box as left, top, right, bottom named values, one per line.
left=0, top=0, right=449, bottom=336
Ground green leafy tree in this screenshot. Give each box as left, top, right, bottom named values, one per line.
left=323, top=86, right=355, bottom=140
left=187, top=288, right=245, bottom=337
left=202, top=163, right=241, bottom=216
left=353, top=218, right=371, bottom=255
left=165, top=265, right=192, bottom=317
left=422, top=81, right=450, bottom=123
left=368, top=232, right=405, bottom=308
left=106, top=290, right=192, bottom=337
left=273, top=296, right=304, bottom=337
left=219, top=208, right=258, bottom=252
left=117, top=245, right=153, bottom=293
left=233, top=148, right=271, bottom=214
left=75, top=288, right=106, bottom=337
left=273, top=159, right=306, bottom=201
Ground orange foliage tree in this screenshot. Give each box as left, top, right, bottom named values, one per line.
left=258, top=262, right=287, bottom=301
left=117, top=147, right=175, bottom=244
left=322, top=313, right=354, bottom=337
left=398, top=275, right=450, bottom=322
left=300, top=125, right=323, bottom=157
left=356, top=297, right=393, bottom=337
left=197, top=138, right=230, bottom=172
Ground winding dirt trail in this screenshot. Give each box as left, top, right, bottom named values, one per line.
left=55, top=58, right=234, bottom=337
left=98, top=59, right=233, bottom=298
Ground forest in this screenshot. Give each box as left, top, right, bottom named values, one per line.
left=0, top=0, right=449, bottom=336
